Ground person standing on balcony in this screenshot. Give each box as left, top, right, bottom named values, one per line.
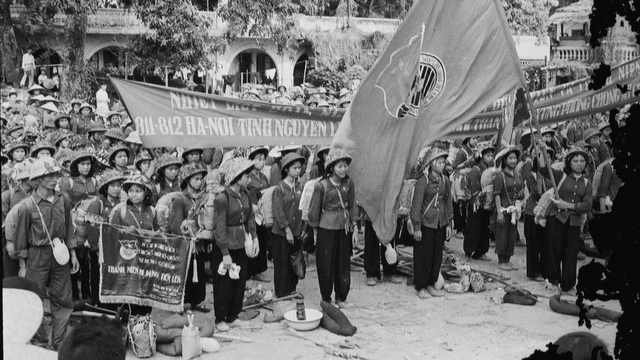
left=20, top=48, right=36, bottom=88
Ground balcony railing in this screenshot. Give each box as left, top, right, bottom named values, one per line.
left=553, top=46, right=595, bottom=62
left=553, top=45, right=639, bottom=63
left=10, top=6, right=398, bottom=36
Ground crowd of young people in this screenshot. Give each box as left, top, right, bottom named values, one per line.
left=0, top=83, right=628, bottom=348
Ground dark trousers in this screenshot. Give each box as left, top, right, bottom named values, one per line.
left=524, top=214, right=546, bottom=279
left=315, top=227, right=351, bottom=303
left=413, top=225, right=445, bottom=290
left=588, top=212, right=614, bottom=254
left=395, top=217, right=414, bottom=246
left=453, top=200, right=467, bottom=232
left=184, top=251, right=207, bottom=306
left=463, top=205, right=491, bottom=258
left=212, top=246, right=248, bottom=323
left=546, top=217, right=580, bottom=291
left=71, top=247, right=91, bottom=300
left=363, top=220, right=397, bottom=278
left=246, top=225, right=269, bottom=278
left=3, top=234, right=20, bottom=278
left=90, top=250, right=100, bottom=306
left=26, top=246, right=73, bottom=347
left=271, top=233, right=300, bottom=298
left=493, top=212, right=517, bottom=259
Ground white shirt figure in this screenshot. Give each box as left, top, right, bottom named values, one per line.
left=96, top=83, right=110, bottom=118
left=22, top=52, right=35, bottom=71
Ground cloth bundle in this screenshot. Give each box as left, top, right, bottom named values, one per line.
left=319, top=301, right=357, bottom=336
left=534, top=188, right=556, bottom=227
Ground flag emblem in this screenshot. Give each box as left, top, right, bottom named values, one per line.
left=396, top=53, right=446, bottom=119
left=375, top=23, right=446, bottom=119
left=119, top=239, right=139, bottom=260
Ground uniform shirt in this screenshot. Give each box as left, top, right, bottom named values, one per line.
left=213, top=187, right=257, bottom=255
left=85, top=195, right=118, bottom=251
left=152, top=180, right=181, bottom=205
left=468, top=161, right=489, bottom=197
left=565, top=121, right=584, bottom=146
left=13, top=191, right=78, bottom=259
left=539, top=167, right=593, bottom=226
left=58, top=176, right=99, bottom=206
left=493, top=169, right=524, bottom=208
left=270, top=162, right=283, bottom=187
left=453, top=145, right=472, bottom=169
left=72, top=115, right=92, bottom=135
left=596, top=161, right=622, bottom=201
left=1, top=184, right=32, bottom=222
left=168, top=189, right=202, bottom=236
left=246, top=171, right=269, bottom=206
left=272, top=180, right=303, bottom=237
left=410, top=172, right=453, bottom=230
left=308, top=177, right=359, bottom=230
left=521, top=160, right=553, bottom=216
left=110, top=202, right=158, bottom=231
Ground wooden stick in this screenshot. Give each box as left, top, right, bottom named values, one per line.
left=524, top=89, right=559, bottom=198
left=242, top=293, right=302, bottom=311
left=213, top=334, right=251, bottom=343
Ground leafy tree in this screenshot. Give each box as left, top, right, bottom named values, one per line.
left=501, top=0, right=559, bottom=42
left=0, top=0, right=20, bottom=84
left=218, top=0, right=301, bottom=55
left=1, top=0, right=99, bottom=100
left=125, top=0, right=225, bottom=86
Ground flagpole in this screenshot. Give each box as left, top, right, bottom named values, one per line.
left=523, top=89, right=559, bottom=197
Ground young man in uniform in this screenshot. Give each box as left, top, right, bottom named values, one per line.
left=11, top=157, right=80, bottom=349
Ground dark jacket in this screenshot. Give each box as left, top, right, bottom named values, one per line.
left=272, top=180, right=303, bottom=237
left=539, top=167, right=593, bottom=226
left=213, top=187, right=257, bottom=256
left=13, top=191, right=78, bottom=259
left=308, top=177, right=359, bottom=230
left=410, top=172, right=453, bottom=230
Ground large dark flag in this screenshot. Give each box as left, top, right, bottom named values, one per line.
left=332, top=0, right=527, bottom=241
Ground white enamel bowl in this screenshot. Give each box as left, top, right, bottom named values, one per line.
left=283, top=309, right=323, bottom=331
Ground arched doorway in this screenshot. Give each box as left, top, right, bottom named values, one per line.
left=32, top=48, right=62, bottom=84
left=227, top=49, right=278, bottom=94
left=293, top=54, right=310, bottom=86
left=88, top=46, right=127, bottom=73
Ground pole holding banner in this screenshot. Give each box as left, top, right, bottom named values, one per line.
left=524, top=89, right=559, bottom=198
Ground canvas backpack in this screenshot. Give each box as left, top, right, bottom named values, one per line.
left=592, top=158, right=613, bottom=197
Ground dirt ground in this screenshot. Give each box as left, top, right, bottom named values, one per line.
left=112, top=225, right=619, bottom=360
left=31, top=225, right=617, bottom=359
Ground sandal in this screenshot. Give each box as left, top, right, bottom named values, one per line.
left=192, top=304, right=211, bottom=313
left=534, top=276, right=545, bottom=282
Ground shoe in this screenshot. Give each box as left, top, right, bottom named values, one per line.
left=192, top=303, right=211, bottom=313
left=216, top=322, right=230, bottom=332
left=456, top=231, right=464, bottom=238
left=227, top=319, right=246, bottom=328
left=533, top=276, right=545, bottom=282
left=417, top=289, right=431, bottom=299
left=508, top=262, right=519, bottom=270
left=476, top=255, right=491, bottom=261
left=252, top=272, right=270, bottom=282
left=336, top=301, right=354, bottom=309
left=515, top=240, right=526, bottom=247
left=561, top=288, right=577, bottom=296
left=577, top=252, right=587, bottom=261
left=426, top=286, right=444, bottom=297
left=498, top=263, right=512, bottom=271
left=443, top=245, right=454, bottom=254
left=383, top=275, right=402, bottom=284
left=365, top=277, right=377, bottom=286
